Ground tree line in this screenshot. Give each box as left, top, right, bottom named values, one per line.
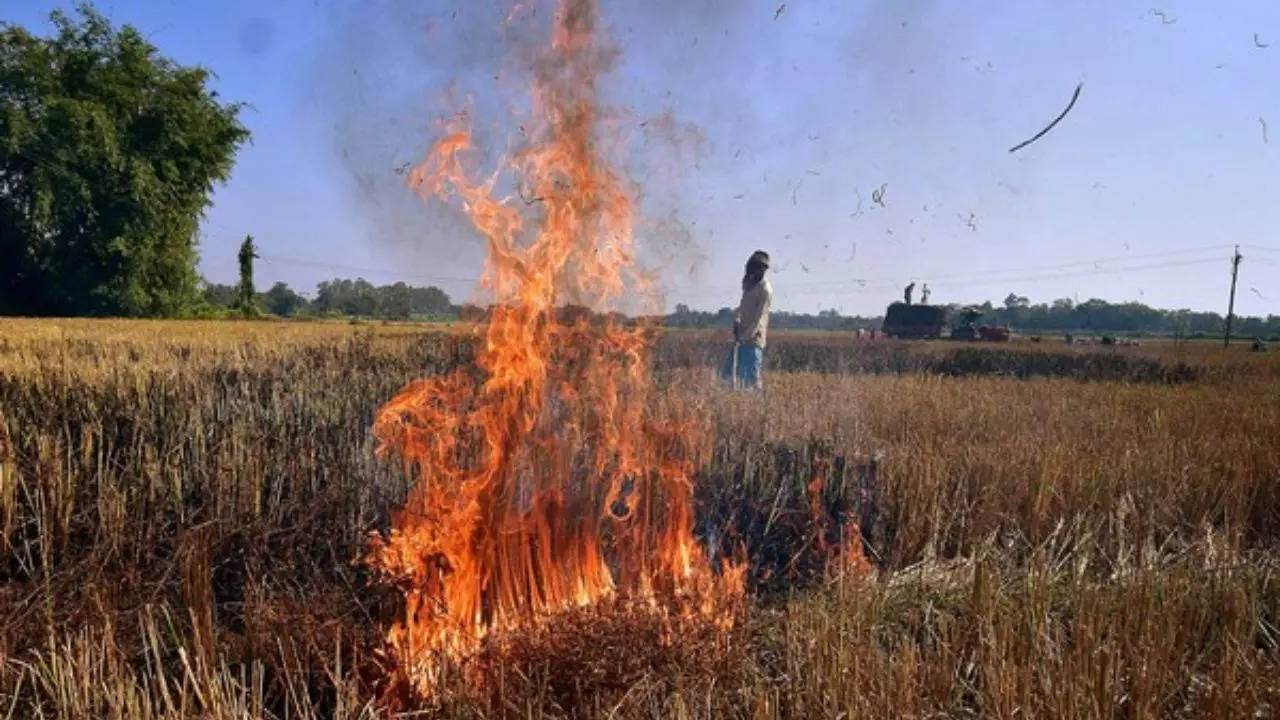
left=666, top=296, right=1280, bottom=339
left=201, top=276, right=457, bottom=320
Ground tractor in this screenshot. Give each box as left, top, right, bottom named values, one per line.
left=948, top=307, right=1010, bottom=342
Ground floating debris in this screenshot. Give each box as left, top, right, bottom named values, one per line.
left=1009, top=82, right=1083, bottom=153
left=871, top=183, right=887, bottom=207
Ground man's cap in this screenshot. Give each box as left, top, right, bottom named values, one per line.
left=748, top=250, right=770, bottom=268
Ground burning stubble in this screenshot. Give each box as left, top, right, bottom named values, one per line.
left=364, top=0, right=742, bottom=696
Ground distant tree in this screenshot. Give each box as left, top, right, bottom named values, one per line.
left=410, top=285, right=452, bottom=316
left=378, top=281, right=414, bottom=320
left=236, top=236, right=259, bottom=314
left=262, top=281, right=305, bottom=317
left=201, top=281, right=237, bottom=308
left=314, top=277, right=378, bottom=316
left=311, top=277, right=453, bottom=319
left=0, top=7, right=249, bottom=316
left=1003, top=293, right=1030, bottom=310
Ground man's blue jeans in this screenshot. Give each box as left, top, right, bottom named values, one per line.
left=721, top=344, right=764, bottom=389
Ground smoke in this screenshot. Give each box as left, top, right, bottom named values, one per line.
left=310, top=1, right=531, bottom=296
left=311, top=0, right=746, bottom=307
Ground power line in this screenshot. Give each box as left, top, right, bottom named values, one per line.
left=8, top=146, right=1254, bottom=301
left=919, top=244, right=1235, bottom=283
left=1241, top=244, right=1280, bottom=255
left=774, top=256, right=1228, bottom=297
left=764, top=243, right=1235, bottom=290
left=926, top=257, right=1229, bottom=290
left=672, top=250, right=1239, bottom=303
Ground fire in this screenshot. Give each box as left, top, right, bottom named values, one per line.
left=366, top=0, right=740, bottom=693
left=808, top=460, right=873, bottom=578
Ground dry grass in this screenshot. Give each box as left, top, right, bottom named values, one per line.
left=1, top=318, right=1278, bottom=718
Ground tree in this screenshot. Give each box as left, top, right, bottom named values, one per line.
left=236, top=235, right=258, bottom=314
left=377, top=281, right=413, bottom=320
left=314, top=277, right=378, bottom=316
left=0, top=7, right=249, bottom=316
left=262, top=281, right=305, bottom=317
left=409, top=285, right=452, bottom=316
left=1003, top=293, right=1030, bottom=310
left=200, top=281, right=237, bottom=308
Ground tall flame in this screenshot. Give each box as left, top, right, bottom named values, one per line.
left=367, top=0, right=738, bottom=692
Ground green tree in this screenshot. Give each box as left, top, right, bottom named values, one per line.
left=314, top=278, right=378, bottom=316
left=0, top=6, right=248, bottom=316
left=409, top=285, right=453, bottom=317
left=377, top=281, right=414, bottom=320
left=262, top=281, right=305, bottom=317
left=1003, top=293, right=1030, bottom=310
left=200, top=280, right=237, bottom=308
left=310, top=277, right=454, bottom=319
left=236, top=235, right=258, bottom=314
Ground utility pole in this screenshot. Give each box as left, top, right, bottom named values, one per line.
left=1224, top=245, right=1243, bottom=348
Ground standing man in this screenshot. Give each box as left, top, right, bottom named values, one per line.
left=903, top=282, right=915, bottom=305
left=724, top=250, right=772, bottom=389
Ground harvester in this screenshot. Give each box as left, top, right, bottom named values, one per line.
left=948, top=307, right=1011, bottom=342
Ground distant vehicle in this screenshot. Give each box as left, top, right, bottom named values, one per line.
left=881, top=303, right=1012, bottom=341
left=948, top=307, right=1010, bottom=342
left=977, top=325, right=1011, bottom=342
left=882, top=302, right=948, bottom=338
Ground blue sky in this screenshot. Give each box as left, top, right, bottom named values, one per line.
left=7, top=0, right=1280, bottom=315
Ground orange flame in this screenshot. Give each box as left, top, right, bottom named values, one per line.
left=367, top=0, right=739, bottom=692
left=807, top=466, right=872, bottom=578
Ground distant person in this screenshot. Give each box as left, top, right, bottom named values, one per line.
left=722, top=250, right=772, bottom=389
left=921, top=283, right=931, bottom=304
left=903, top=282, right=915, bottom=305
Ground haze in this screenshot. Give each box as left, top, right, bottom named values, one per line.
left=8, top=0, right=1279, bottom=316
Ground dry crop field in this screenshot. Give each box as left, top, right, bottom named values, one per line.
left=1, top=317, right=1278, bottom=719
